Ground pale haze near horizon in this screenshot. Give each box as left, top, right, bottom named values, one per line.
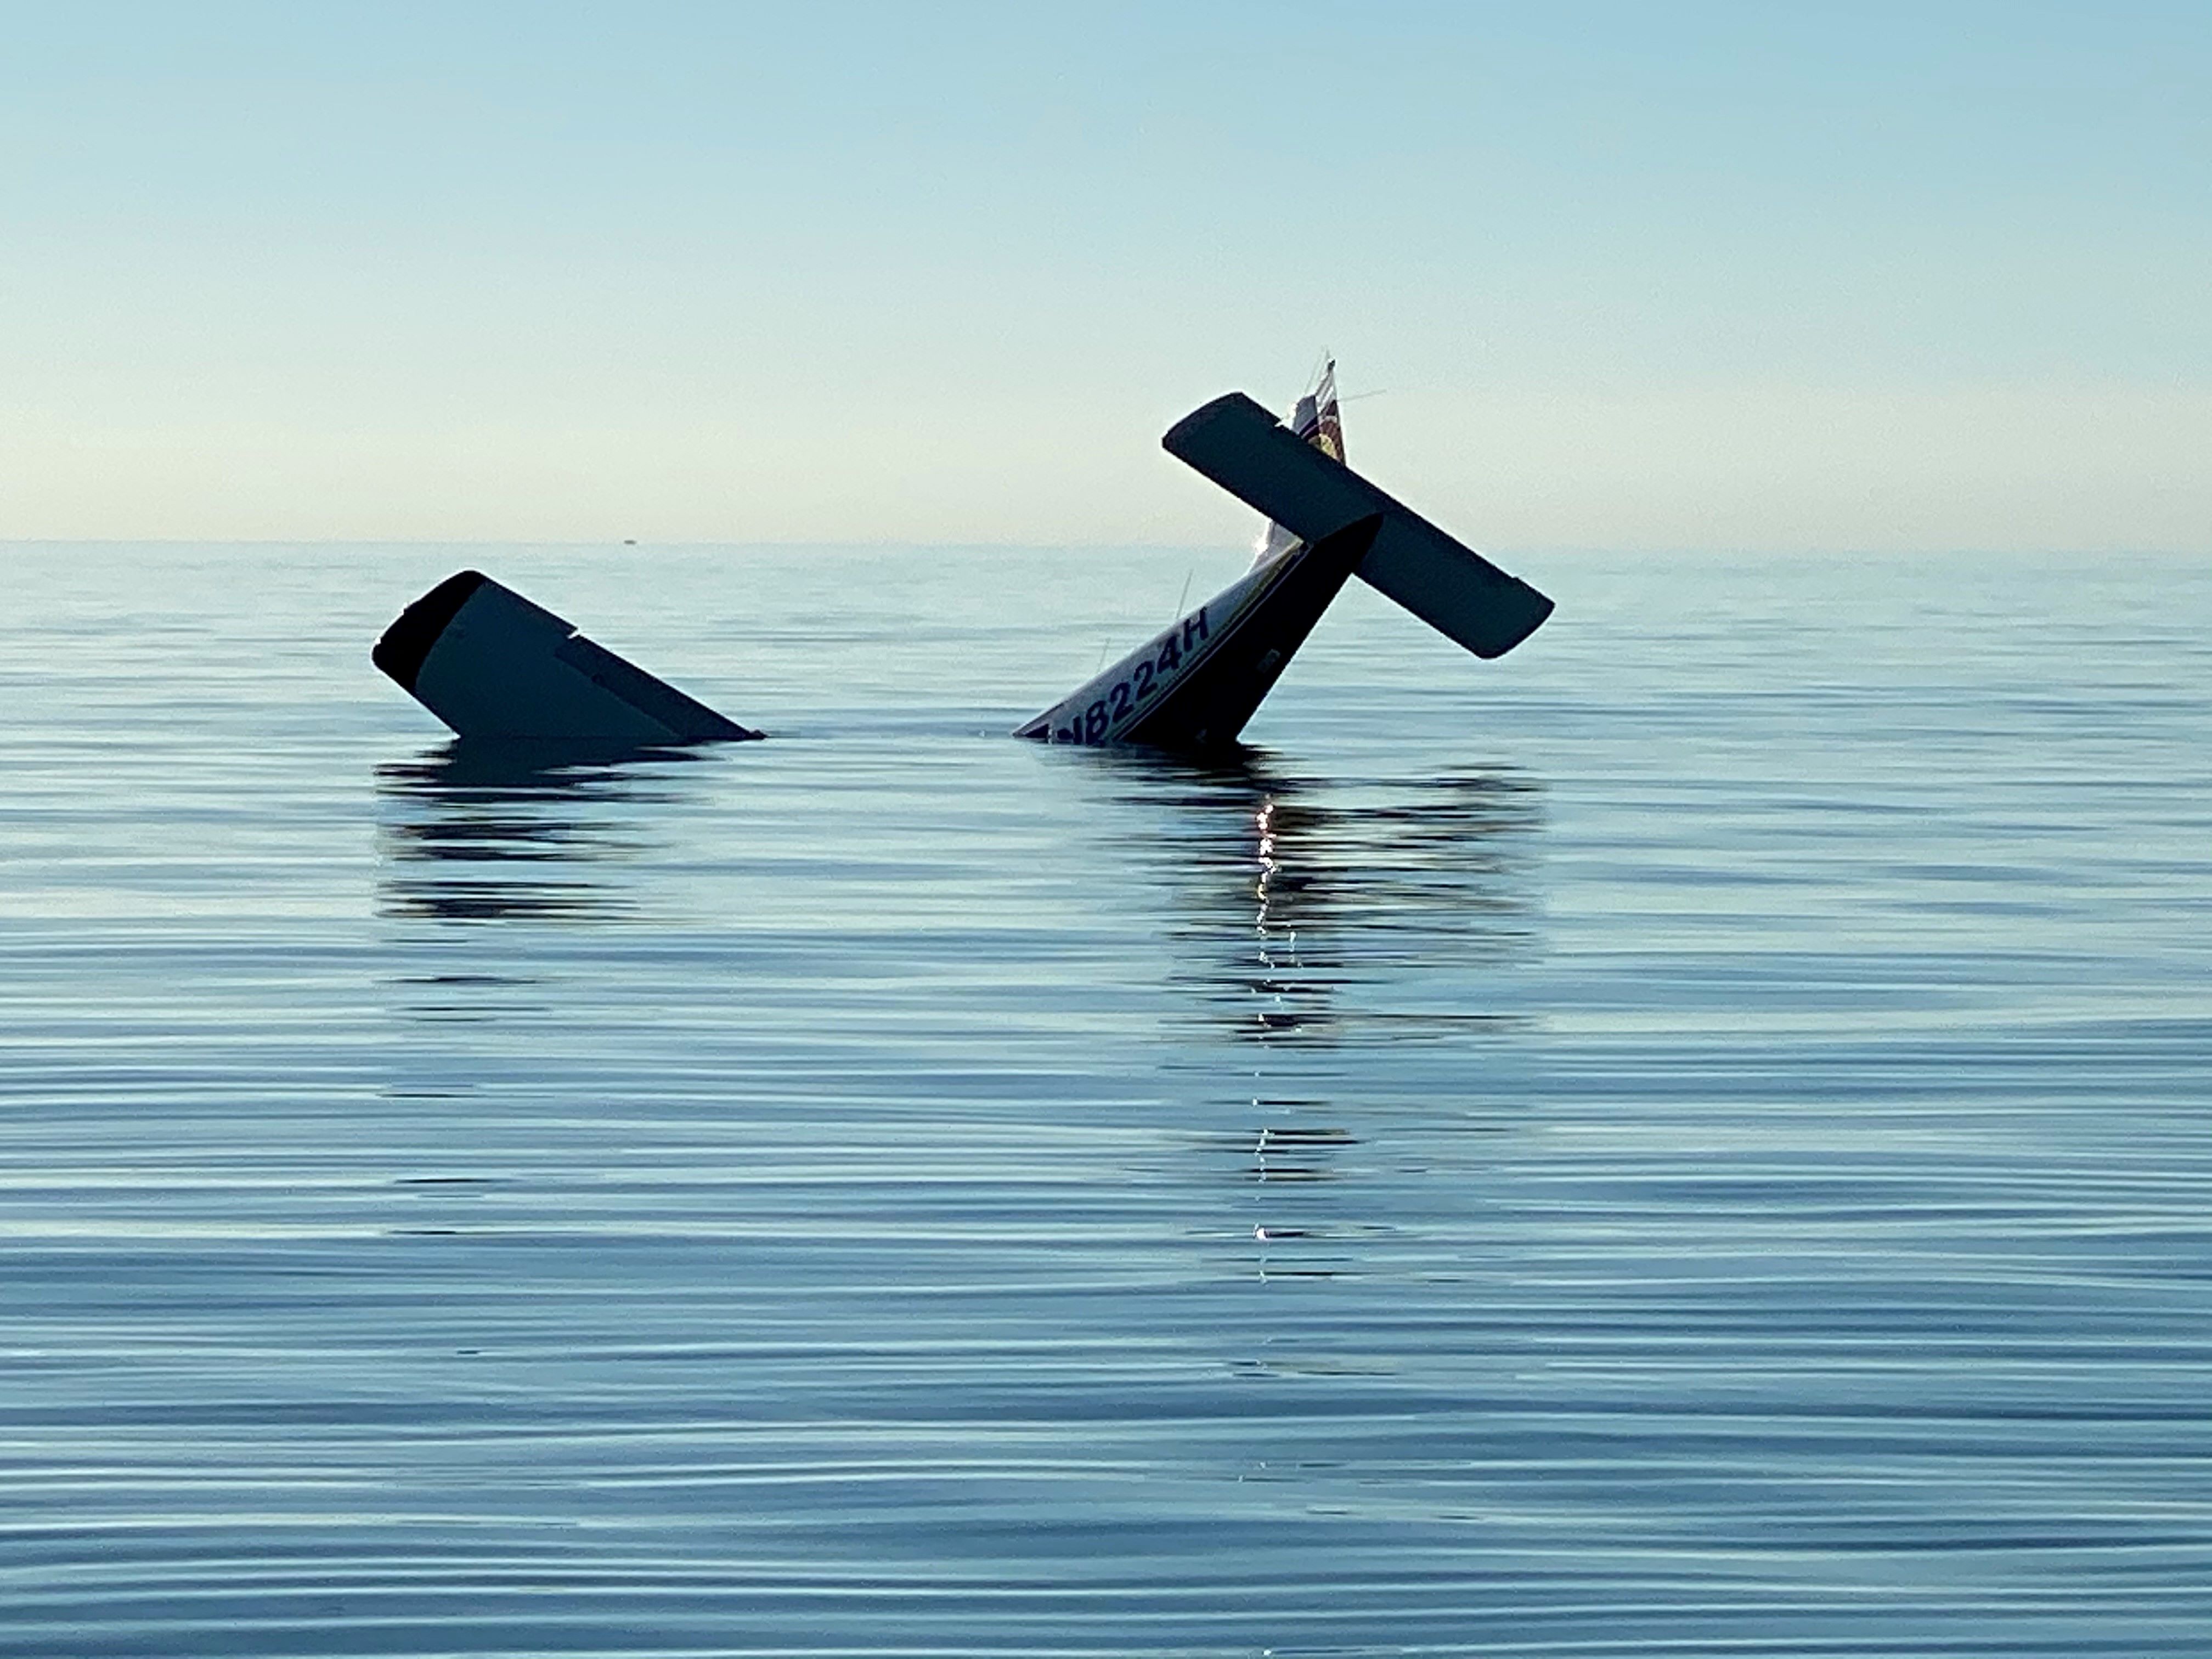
left=2, top=2, right=2204, bottom=554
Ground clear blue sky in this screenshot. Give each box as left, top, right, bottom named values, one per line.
left=3, top=1, right=2204, bottom=550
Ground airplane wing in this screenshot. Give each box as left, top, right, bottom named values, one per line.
left=374, top=571, right=759, bottom=743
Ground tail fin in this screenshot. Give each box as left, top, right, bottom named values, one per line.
left=1252, top=358, right=1344, bottom=568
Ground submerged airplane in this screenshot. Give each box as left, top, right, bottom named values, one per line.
left=373, top=369, right=1553, bottom=753
left=1017, top=364, right=1551, bottom=753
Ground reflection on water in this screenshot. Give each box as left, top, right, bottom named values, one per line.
left=1248, top=1121, right=1357, bottom=1181
left=374, top=740, right=706, bottom=923
left=1074, top=746, right=1543, bottom=1045
left=1048, top=745, right=1545, bottom=1286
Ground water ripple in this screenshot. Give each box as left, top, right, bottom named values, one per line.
left=2, top=546, right=2209, bottom=1655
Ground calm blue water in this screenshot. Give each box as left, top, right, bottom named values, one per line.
left=4, top=541, right=2210, bottom=1656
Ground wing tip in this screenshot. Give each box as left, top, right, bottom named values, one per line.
left=1161, top=391, right=1276, bottom=458
left=1468, top=588, right=1556, bottom=660
left=373, top=569, right=489, bottom=693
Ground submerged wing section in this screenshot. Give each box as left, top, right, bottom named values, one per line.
left=374, top=571, right=760, bottom=743
left=1015, top=516, right=1379, bottom=755
left=1165, top=392, right=1553, bottom=659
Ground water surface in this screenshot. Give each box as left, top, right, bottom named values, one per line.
left=4, top=542, right=2210, bottom=1655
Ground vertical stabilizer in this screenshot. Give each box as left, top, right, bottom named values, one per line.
left=1254, top=358, right=1345, bottom=568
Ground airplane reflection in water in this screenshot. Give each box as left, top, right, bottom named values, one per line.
left=371, top=731, right=1542, bottom=1278
left=1064, top=746, right=1545, bottom=1279
left=1075, top=747, right=1543, bottom=1045
left=374, top=740, right=705, bottom=926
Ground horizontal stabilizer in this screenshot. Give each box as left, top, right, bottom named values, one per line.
left=1163, top=392, right=1553, bottom=659
left=373, top=571, right=759, bottom=744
